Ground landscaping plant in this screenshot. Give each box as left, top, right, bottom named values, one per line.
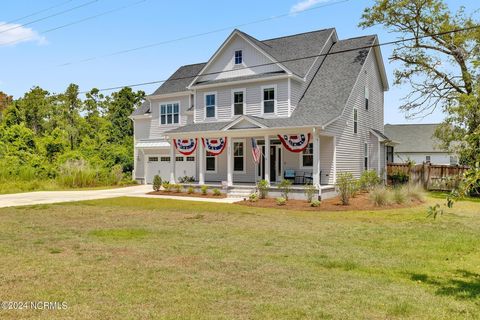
left=310, top=200, right=321, bottom=207
left=278, top=179, right=292, bottom=200
left=201, top=185, right=208, bottom=195
left=153, top=175, right=162, bottom=192
left=161, top=181, right=171, bottom=192
left=335, top=172, right=357, bottom=205
left=248, top=193, right=259, bottom=202
left=174, top=184, right=182, bottom=193
left=276, top=197, right=286, bottom=206
left=212, top=188, right=221, bottom=196
left=370, top=186, right=393, bottom=206
left=187, top=186, right=195, bottom=194
left=303, top=184, right=317, bottom=202
left=359, top=170, right=381, bottom=191
left=257, top=180, right=269, bottom=199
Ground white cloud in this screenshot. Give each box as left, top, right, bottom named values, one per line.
left=290, top=0, right=331, bottom=14
left=0, top=22, right=46, bottom=46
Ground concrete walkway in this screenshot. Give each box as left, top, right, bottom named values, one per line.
left=0, top=185, right=243, bottom=208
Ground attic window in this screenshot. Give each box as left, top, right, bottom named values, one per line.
left=234, top=50, right=243, bottom=65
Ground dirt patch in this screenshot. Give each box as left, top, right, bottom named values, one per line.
left=236, top=192, right=423, bottom=211
left=147, top=191, right=227, bottom=199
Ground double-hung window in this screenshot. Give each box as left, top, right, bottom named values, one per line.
left=160, top=102, right=179, bottom=125
left=233, top=141, right=245, bottom=172
left=302, top=143, right=314, bottom=167
left=364, top=143, right=369, bottom=170
left=205, top=93, right=216, bottom=118
left=233, top=90, right=244, bottom=115
left=234, top=50, right=243, bottom=65
left=206, top=152, right=216, bottom=172
left=353, top=108, right=358, bottom=134
left=263, top=87, right=275, bottom=114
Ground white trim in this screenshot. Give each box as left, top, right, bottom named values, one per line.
left=234, top=49, right=244, bottom=65
left=129, top=114, right=152, bottom=120
left=147, top=91, right=192, bottom=100
left=287, top=78, right=291, bottom=117
left=204, top=92, right=217, bottom=120
left=232, top=139, right=246, bottom=174
left=299, top=142, right=314, bottom=169
left=205, top=151, right=217, bottom=174
left=190, top=74, right=295, bottom=90
left=221, top=115, right=267, bottom=131
left=231, top=88, right=246, bottom=118
left=193, top=89, right=197, bottom=123
left=188, top=30, right=293, bottom=88
left=353, top=108, right=358, bottom=134
left=159, top=100, right=181, bottom=127
left=261, top=84, right=277, bottom=117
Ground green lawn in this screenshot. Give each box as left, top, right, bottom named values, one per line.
left=0, top=180, right=134, bottom=195
left=0, top=196, right=479, bottom=319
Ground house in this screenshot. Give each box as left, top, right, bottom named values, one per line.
left=384, top=123, right=458, bottom=165
left=130, top=28, right=390, bottom=199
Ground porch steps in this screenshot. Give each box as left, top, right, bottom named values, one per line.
left=227, top=186, right=256, bottom=199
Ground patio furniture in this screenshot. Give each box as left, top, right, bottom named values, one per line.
left=284, top=169, right=295, bottom=182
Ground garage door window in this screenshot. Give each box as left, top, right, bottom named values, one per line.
left=206, top=152, right=216, bottom=172
left=160, top=157, right=170, bottom=162
left=176, top=156, right=184, bottom=161
left=186, top=157, right=195, bottom=161
left=148, top=157, right=158, bottom=162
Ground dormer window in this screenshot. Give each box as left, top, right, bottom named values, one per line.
left=234, top=50, right=243, bottom=65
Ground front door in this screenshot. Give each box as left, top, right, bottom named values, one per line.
left=260, top=146, right=281, bottom=182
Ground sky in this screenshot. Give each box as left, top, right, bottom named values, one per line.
left=0, top=0, right=477, bottom=124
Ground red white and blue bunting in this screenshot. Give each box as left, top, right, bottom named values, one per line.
left=278, top=133, right=311, bottom=153
left=173, top=138, right=198, bottom=156
left=202, top=137, right=227, bottom=156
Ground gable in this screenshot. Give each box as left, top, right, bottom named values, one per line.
left=221, top=116, right=267, bottom=131
left=193, top=32, right=285, bottom=84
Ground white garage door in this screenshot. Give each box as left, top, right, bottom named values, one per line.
left=146, top=155, right=196, bottom=184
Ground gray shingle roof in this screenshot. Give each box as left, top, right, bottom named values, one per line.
left=384, top=124, right=444, bottom=153
left=195, top=71, right=286, bottom=86
left=152, top=62, right=206, bottom=95
left=131, top=101, right=150, bottom=116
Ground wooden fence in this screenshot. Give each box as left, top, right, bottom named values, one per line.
left=386, top=163, right=469, bottom=191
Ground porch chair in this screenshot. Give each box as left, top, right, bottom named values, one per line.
left=283, top=169, right=295, bottom=182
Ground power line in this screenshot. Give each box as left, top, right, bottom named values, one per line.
left=0, top=0, right=74, bottom=26
left=0, top=0, right=147, bottom=47
left=58, top=0, right=351, bottom=66
left=0, top=0, right=99, bottom=35
left=75, top=25, right=480, bottom=94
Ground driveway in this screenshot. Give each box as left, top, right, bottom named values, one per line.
left=0, top=185, right=242, bottom=208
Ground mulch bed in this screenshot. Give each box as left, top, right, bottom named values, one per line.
left=147, top=191, right=227, bottom=199
left=236, top=192, right=423, bottom=211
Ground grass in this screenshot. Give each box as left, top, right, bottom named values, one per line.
left=0, top=196, right=479, bottom=319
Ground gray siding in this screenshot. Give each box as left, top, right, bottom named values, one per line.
left=323, top=50, right=385, bottom=179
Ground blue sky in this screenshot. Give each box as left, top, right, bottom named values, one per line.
left=0, top=0, right=476, bottom=124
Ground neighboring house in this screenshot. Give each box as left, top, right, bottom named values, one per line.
left=130, top=28, right=390, bottom=199
left=384, top=123, right=458, bottom=165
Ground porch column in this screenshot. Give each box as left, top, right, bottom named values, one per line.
left=227, top=138, right=233, bottom=186
left=169, top=141, right=176, bottom=184
left=312, top=132, right=321, bottom=188
left=198, top=140, right=205, bottom=185
left=264, top=135, right=270, bottom=184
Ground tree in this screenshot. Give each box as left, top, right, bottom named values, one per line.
left=107, top=87, right=144, bottom=143
left=60, top=84, right=82, bottom=150
left=16, top=87, right=51, bottom=135
left=360, top=0, right=480, bottom=165
left=0, top=91, right=13, bottom=120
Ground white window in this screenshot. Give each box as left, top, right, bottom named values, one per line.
left=426, top=155, right=431, bottom=163
left=160, top=102, right=179, bottom=125
left=148, top=157, right=158, bottom=162
left=232, top=90, right=245, bottom=116
left=364, top=143, right=369, bottom=170
left=233, top=141, right=245, bottom=173
left=353, top=108, right=358, bottom=134
left=206, top=152, right=216, bottom=172
left=234, top=50, right=243, bottom=64
left=205, top=93, right=216, bottom=118
left=301, top=143, right=314, bottom=168
left=263, top=87, right=275, bottom=114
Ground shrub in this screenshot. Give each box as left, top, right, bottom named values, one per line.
left=359, top=170, right=381, bottom=191
left=404, top=183, right=426, bottom=202
left=212, top=188, right=221, bottom=196
left=310, top=200, right=321, bottom=207
left=178, top=176, right=195, bottom=183
left=153, top=175, right=162, bottom=191
left=257, top=180, right=269, bottom=199
left=161, top=181, right=171, bottom=192
left=278, top=179, right=292, bottom=200
left=392, top=187, right=408, bottom=204
left=110, top=164, right=124, bottom=185
left=187, top=186, right=195, bottom=194
left=57, top=159, right=98, bottom=188
left=248, top=193, right=259, bottom=202
left=336, top=172, right=357, bottom=205
left=200, top=185, right=208, bottom=195
left=276, top=197, right=287, bottom=206
left=389, top=170, right=409, bottom=186
left=304, top=184, right=317, bottom=202
left=370, top=186, right=393, bottom=206
left=174, top=184, right=182, bottom=193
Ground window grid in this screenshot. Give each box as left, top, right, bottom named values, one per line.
left=206, top=94, right=216, bottom=118
left=206, top=151, right=216, bottom=171
left=234, top=142, right=244, bottom=172
left=160, top=103, right=179, bottom=125
left=302, top=143, right=314, bottom=167
left=263, top=88, right=275, bottom=114
left=234, top=50, right=243, bottom=64
left=233, top=91, right=244, bottom=115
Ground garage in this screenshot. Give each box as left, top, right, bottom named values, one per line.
left=146, top=154, right=196, bottom=184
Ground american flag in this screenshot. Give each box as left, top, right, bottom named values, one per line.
left=251, top=138, right=261, bottom=163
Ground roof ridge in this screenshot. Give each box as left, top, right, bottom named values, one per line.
left=260, top=28, right=335, bottom=42
left=338, top=34, right=376, bottom=41
left=385, top=123, right=440, bottom=126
